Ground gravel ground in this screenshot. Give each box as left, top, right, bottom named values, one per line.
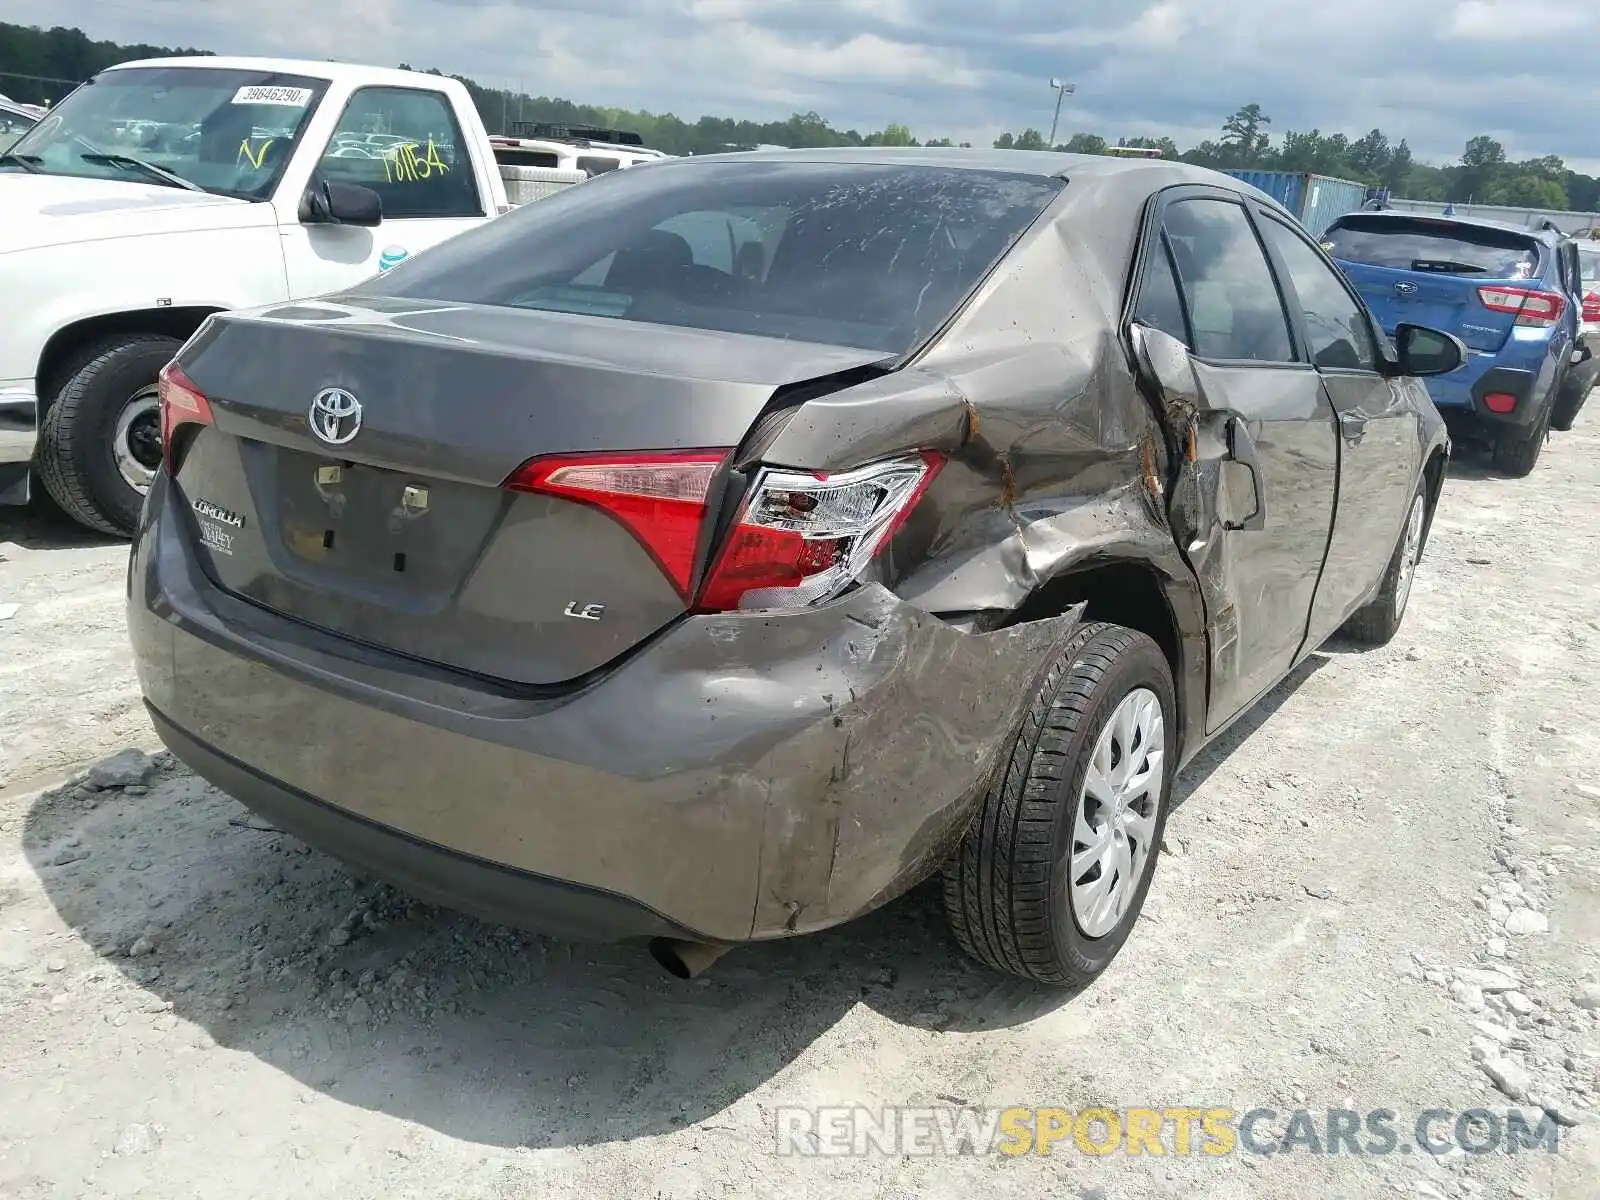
left=1, top=421, right=1597, bottom=1199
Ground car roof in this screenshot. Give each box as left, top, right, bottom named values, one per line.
left=98, top=55, right=443, bottom=91
left=0, top=98, right=34, bottom=119
left=679, top=145, right=1227, bottom=184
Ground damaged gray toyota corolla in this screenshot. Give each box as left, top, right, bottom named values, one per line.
left=128, top=148, right=1457, bottom=986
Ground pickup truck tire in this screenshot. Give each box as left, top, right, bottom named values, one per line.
left=36, top=334, right=181, bottom=537
left=942, top=622, right=1174, bottom=988
left=1341, top=480, right=1427, bottom=647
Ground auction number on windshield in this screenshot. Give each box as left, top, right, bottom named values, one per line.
left=382, top=138, right=450, bottom=183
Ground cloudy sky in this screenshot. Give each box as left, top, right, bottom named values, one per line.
left=11, top=0, right=1600, bottom=170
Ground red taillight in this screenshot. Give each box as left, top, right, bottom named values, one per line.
left=1483, top=392, right=1518, bottom=414
left=504, top=450, right=729, bottom=600
left=1477, top=285, right=1567, bottom=327
left=157, top=361, right=213, bottom=472
left=504, top=448, right=944, bottom=613
left=1582, top=291, right=1600, bottom=323
left=696, top=451, right=943, bottom=612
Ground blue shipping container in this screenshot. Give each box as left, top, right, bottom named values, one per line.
left=1224, top=170, right=1369, bottom=236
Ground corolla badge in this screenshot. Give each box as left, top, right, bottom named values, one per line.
left=378, top=245, right=409, bottom=272
left=308, top=387, right=362, bottom=446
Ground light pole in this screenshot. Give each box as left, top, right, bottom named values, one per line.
left=1048, top=78, right=1076, bottom=149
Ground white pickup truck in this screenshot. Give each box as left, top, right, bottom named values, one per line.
left=0, top=56, right=595, bottom=535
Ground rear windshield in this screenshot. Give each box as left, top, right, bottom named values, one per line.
left=361, top=160, right=1064, bottom=354
left=1324, top=216, right=1541, bottom=279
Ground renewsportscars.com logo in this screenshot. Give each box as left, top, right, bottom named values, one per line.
left=775, top=1105, right=1566, bottom=1158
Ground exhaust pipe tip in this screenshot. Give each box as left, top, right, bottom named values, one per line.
left=649, top=937, right=732, bottom=979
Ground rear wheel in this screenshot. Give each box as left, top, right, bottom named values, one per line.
left=1342, top=480, right=1426, bottom=647
left=1490, top=401, right=1551, bottom=478
left=1549, top=366, right=1594, bottom=433
left=35, top=334, right=179, bottom=537
left=942, top=622, right=1175, bottom=987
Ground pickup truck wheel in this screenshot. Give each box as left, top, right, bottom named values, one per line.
left=942, top=622, right=1175, bottom=988
left=1341, top=480, right=1426, bottom=647
left=35, top=334, right=181, bottom=537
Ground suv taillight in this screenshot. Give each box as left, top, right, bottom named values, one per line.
left=157, top=361, right=213, bottom=473
left=1477, top=285, right=1567, bottom=327
left=1582, top=291, right=1600, bottom=323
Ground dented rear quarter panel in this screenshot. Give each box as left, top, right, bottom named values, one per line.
left=756, top=163, right=1213, bottom=768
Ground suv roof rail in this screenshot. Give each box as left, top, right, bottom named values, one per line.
left=509, top=121, right=645, bottom=147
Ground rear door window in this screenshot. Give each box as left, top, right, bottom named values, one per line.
left=1323, top=216, right=1540, bottom=280
left=1163, top=197, right=1295, bottom=363
left=1132, top=235, right=1190, bottom=346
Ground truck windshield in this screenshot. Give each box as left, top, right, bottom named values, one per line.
left=1, top=66, right=330, bottom=200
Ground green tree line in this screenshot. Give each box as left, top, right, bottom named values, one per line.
left=997, top=104, right=1599, bottom=212
left=3, top=21, right=1594, bottom=212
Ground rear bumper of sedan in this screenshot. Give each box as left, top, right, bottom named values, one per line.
left=128, top=471, right=1077, bottom=945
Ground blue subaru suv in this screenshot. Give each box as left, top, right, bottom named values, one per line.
left=1322, top=212, right=1582, bottom=476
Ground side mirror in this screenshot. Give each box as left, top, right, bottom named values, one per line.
left=1393, top=323, right=1466, bottom=378
left=298, top=180, right=382, bottom=227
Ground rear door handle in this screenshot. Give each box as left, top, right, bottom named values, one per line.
left=1224, top=415, right=1267, bottom=532
left=1339, top=410, right=1368, bottom=444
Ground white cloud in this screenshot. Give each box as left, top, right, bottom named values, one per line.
left=4, top=0, right=1598, bottom=171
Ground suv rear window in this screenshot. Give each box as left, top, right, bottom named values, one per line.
left=363, top=160, right=1064, bottom=355
left=1324, top=216, right=1540, bottom=279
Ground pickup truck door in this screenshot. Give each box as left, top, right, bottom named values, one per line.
left=1128, top=188, right=1341, bottom=733
left=274, top=84, right=493, bottom=298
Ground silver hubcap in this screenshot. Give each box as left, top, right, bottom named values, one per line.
left=113, top=386, right=163, bottom=494
left=1070, top=687, right=1165, bottom=939
left=1394, top=494, right=1425, bottom=617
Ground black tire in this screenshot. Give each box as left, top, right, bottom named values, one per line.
left=35, top=334, right=181, bottom=537
left=1549, top=368, right=1592, bottom=433
left=1490, top=397, right=1552, bottom=478
left=1341, top=478, right=1427, bottom=647
left=942, top=622, right=1176, bottom=988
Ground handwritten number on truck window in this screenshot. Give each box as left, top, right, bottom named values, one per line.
left=383, top=138, right=450, bottom=184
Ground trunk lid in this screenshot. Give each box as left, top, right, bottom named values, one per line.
left=173, top=296, right=892, bottom=685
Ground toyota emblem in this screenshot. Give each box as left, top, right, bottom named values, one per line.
left=308, top=387, right=362, bottom=446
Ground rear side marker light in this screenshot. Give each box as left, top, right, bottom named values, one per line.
left=696, top=451, right=943, bottom=613
left=504, top=450, right=729, bottom=600
left=156, top=361, right=214, bottom=472
left=1476, top=285, right=1566, bottom=327
left=1483, top=392, right=1518, bottom=414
